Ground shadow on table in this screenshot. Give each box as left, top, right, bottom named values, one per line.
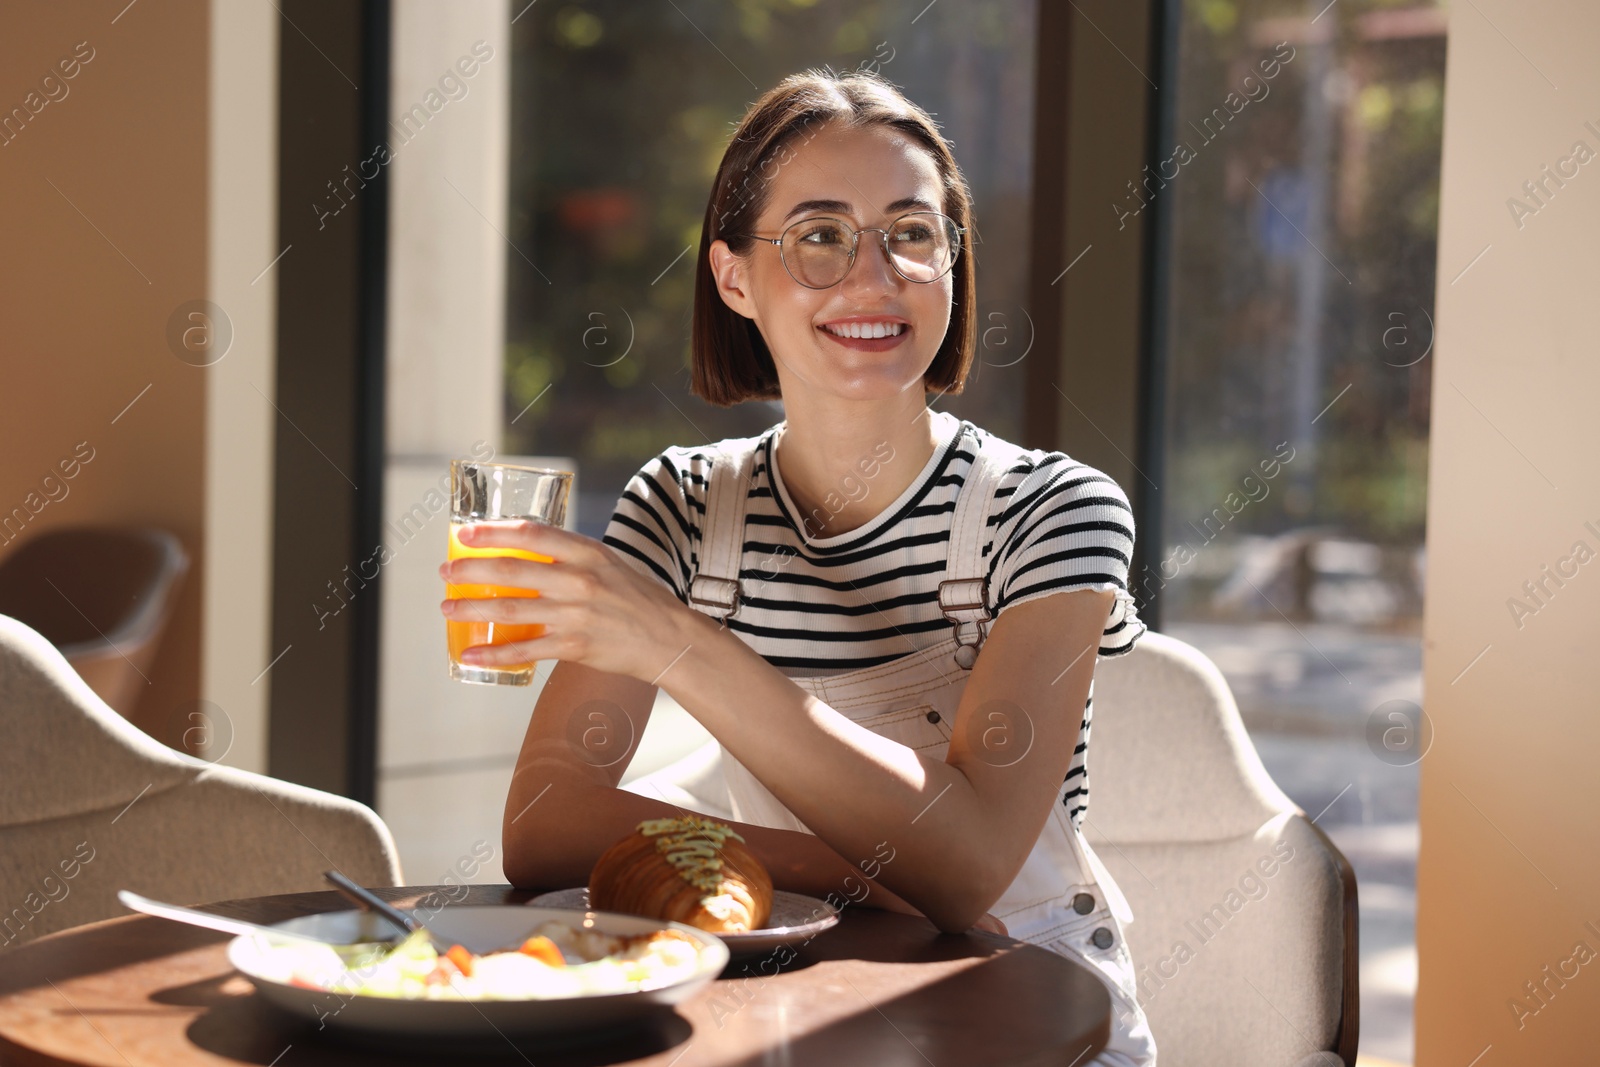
left=186, top=997, right=696, bottom=1065
left=709, top=935, right=1112, bottom=1067
left=717, top=920, right=1012, bottom=978
left=0, top=918, right=233, bottom=997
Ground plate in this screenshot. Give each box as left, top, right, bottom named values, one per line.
left=227, top=905, right=728, bottom=1041
left=526, top=888, right=840, bottom=956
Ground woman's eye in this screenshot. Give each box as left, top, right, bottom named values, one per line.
left=797, top=222, right=846, bottom=244
left=893, top=225, right=934, bottom=243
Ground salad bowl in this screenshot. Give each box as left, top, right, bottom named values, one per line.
left=227, top=904, right=729, bottom=1040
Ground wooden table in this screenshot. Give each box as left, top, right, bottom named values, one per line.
left=0, top=884, right=1110, bottom=1066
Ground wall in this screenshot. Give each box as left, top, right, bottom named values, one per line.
left=205, top=0, right=280, bottom=774
left=1417, top=0, right=1600, bottom=1060
left=0, top=0, right=209, bottom=745
left=377, top=0, right=521, bottom=883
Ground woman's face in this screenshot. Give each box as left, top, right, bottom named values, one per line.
left=710, top=121, right=955, bottom=404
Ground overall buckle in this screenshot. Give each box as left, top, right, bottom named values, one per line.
left=938, top=578, right=990, bottom=669
left=688, top=575, right=741, bottom=619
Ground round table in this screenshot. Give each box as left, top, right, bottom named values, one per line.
left=0, top=884, right=1111, bottom=1066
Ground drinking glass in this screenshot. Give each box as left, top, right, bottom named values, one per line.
left=446, top=460, right=573, bottom=686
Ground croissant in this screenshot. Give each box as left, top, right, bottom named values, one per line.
left=589, top=815, right=774, bottom=933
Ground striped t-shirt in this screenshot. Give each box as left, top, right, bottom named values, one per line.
left=602, top=409, right=1147, bottom=828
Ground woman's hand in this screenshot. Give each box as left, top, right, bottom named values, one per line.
left=439, top=521, right=700, bottom=684
left=858, top=886, right=1008, bottom=937
left=972, top=912, right=1009, bottom=936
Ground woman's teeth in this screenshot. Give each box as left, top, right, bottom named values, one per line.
left=822, top=322, right=906, bottom=339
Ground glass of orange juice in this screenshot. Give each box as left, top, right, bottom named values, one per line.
left=447, top=460, right=573, bottom=686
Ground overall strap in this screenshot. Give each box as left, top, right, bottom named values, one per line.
left=685, top=432, right=764, bottom=622
left=939, top=426, right=1029, bottom=669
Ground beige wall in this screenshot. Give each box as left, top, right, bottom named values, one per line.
left=204, top=1, right=279, bottom=774
left=1418, top=0, right=1600, bottom=1061
left=386, top=0, right=508, bottom=458
left=0, top=0, right=210, bottom=745
left=378, top=0, right=518, bottom=884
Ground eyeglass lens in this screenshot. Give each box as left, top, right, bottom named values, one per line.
left=780, top=213, right=958, bottom=289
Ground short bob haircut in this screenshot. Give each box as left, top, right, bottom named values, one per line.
left=691, top=68, right=978, bottom=407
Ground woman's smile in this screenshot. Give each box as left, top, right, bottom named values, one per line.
left=817, top=315, right=912, bottom=352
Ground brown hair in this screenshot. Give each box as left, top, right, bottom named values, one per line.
left=691, top=68, right=977, bottom=407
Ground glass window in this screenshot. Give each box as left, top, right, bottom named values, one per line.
left=1153, top=3, right=1446, bottom=1061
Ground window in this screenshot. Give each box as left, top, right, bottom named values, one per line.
left=1150, top=3, right=1446, bottom=1060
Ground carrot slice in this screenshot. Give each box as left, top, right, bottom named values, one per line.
left=446, top=944, right=475, bottom=977
left=519, top=935, right=565, bottom=967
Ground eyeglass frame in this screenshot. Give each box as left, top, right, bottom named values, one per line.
left=725, top=210, right=968, bottom=290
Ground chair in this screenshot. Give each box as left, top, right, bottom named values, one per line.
left=0, top=526, right=190, bottom=726
left=1078, top=631, right=1357, bottom=1066
left=0, top=615, right=403, bottom=952
left=628, top=630, right=1358, bottom=1067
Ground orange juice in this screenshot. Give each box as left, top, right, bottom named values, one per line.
left=446, top=520, right=554, bottom=669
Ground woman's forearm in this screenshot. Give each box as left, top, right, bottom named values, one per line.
left=503, top=763, right=926, bottom=917
left=738, top=821, right=922, bottom=915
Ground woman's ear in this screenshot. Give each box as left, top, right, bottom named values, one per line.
left=709, top=239, right=759, bottom=321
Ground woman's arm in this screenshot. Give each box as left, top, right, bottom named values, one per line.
left=637, top=589, right=1110, bottom=934
left=454, top=522, right=1103, bottom=935
left=501, top=659, right=927, bottom=915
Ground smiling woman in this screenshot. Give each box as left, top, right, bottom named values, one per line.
left=466, top=69, right=1157, bottom=1066
left=690, top=82, right=975, bottom=411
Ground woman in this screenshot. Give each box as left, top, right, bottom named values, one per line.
left=440, top=69, right=1157, bottom=1064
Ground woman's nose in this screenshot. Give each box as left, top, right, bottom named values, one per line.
left=843, top=230, right=899, bottom=292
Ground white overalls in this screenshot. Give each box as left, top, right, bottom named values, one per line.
left=683, top=424, right=1159, bottom=1066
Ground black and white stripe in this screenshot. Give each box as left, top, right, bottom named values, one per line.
left=602, top=412, right=1147, bottom=827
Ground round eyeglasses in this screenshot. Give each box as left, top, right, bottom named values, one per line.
left=730, top=211, right=965, bottom=290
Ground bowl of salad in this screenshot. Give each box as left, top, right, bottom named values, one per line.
left=228, top=904, right=729, bottom=1039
